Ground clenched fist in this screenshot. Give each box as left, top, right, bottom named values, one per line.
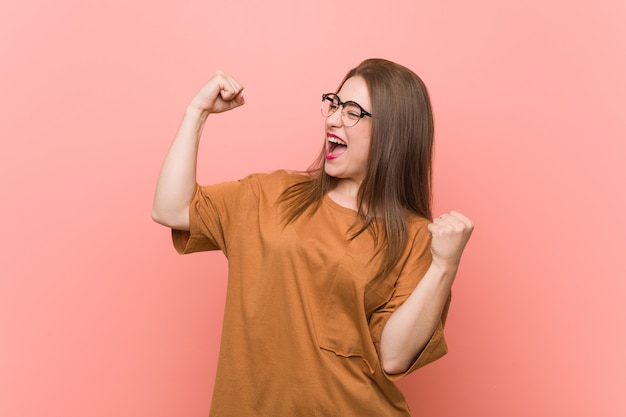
left=427, top=211, right=474, bottom=272
left=189, top=70, right=245, bottom=114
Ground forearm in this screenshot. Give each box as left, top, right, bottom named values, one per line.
left=379, top=263, right=456, bottom=374
left=152, top=71, right=245, bottom=230
left=152, top=105, right=209, bottom=230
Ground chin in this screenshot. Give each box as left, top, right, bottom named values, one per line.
left=323, top=165, right=340, bottom=179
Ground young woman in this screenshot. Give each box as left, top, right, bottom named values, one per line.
left=152, top=58, right=473, bottom=416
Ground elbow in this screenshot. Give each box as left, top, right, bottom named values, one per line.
left=151, top=208, right=166, bottom=225
left=151, top=208, right=171, bottom=227
left=379, top=330, right=416, bottom=375
left=151, top=206, right=188, bottom=230
left=381, top=357, right=410, bottom=376
left=380, top=340, right=427, bottom=375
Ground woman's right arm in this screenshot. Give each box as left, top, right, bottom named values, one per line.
left=151, top=71, right=245, bottom=230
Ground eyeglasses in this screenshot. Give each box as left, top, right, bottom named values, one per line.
left=321, top=93, right=372, bottom=127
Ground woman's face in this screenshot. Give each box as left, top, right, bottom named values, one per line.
left=323, top=75, right=372, bottom=186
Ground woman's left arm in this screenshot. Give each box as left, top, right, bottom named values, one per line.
left=380, top=211, right=474, bottom=375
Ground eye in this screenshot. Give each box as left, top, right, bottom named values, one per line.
left=344, top=104, right=361, bottom=119
left=324, top=95, right=339, bottom=109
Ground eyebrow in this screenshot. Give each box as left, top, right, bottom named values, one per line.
left=333, top=94, right=371, bottom=114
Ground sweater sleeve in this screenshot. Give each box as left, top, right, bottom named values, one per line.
left=172, top=178, right=248, bottom=256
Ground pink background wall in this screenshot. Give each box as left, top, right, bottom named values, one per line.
left=1, top=0, right=625, bottom=416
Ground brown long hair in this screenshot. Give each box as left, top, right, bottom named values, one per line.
left=279, top=58, right=434, bottom=281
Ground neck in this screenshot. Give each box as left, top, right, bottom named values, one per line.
left=327, top=180, right=361, bottom=211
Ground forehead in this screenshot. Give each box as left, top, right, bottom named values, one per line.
left=338, top=76, right=371, bottom=108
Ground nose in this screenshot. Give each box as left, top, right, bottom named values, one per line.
left=325, top=105, right=344, bottom=128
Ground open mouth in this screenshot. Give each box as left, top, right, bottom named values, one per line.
left=326, top=135, right=347, bottom=159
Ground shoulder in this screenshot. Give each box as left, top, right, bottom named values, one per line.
left=405, top=213, right=432, bottom=251
left=238, top=170, right=309, bottom=198
left=407, top=212, right=431, bottom=233
left=240, top=169, right=308, bottom=188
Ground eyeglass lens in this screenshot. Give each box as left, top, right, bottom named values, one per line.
left=321, top=95, right=363, bottom=127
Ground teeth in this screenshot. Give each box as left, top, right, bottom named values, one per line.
left=328, top=137, right=346, bottom=146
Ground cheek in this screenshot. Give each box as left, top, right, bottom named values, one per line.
left=356, top=141, right=371, bottom=163
left=360, top=136, right=372, bottom=159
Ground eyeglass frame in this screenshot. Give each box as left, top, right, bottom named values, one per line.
left=321, top=93, right=373, bottom=126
